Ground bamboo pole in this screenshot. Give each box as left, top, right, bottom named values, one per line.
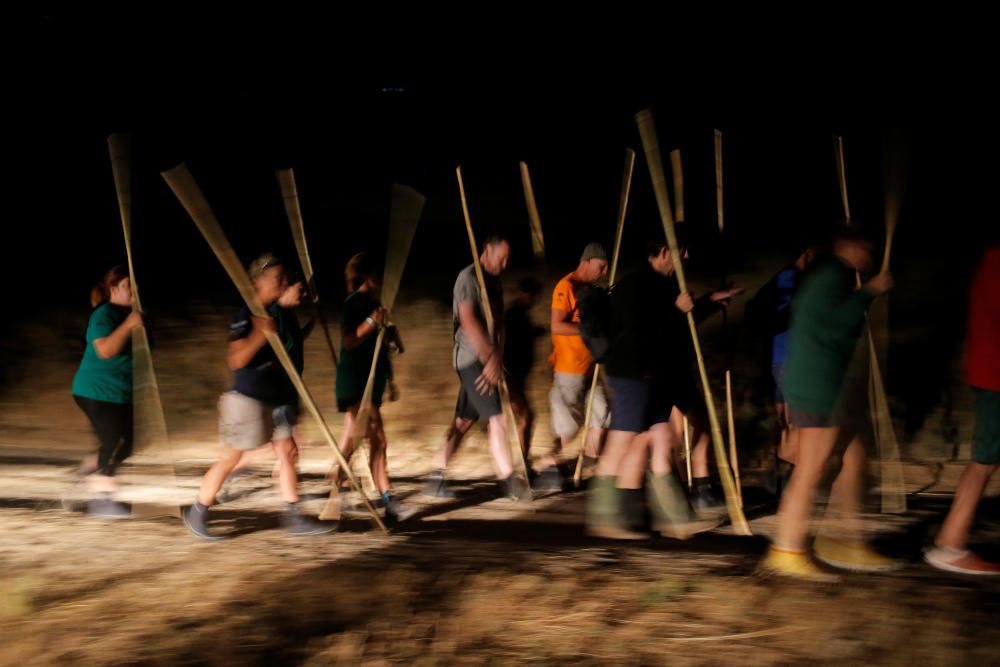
left=162, top=163, right=387, bottom=532
left=635, top=109, right=751, bottom=535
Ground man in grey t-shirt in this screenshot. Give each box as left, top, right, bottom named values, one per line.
left=425, top=236, right=525, bottom=499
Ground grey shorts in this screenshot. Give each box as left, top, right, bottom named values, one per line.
left=787, top=407, right=836, bottom=429
left=454, top=361, right=503, bottom=423
left=218, top=391, right=296, bottom=450
left=549, top=372, right=610, bottom=439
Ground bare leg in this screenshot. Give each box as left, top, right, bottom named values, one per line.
left=773, top=426, right=840, bottom=551
left=649, top=423, right=676, bottom=476
left=596, top=430, right=636, bottom=478
left=366, top=407, right=391, bottom=493
left=822, top=435, right=866, bottom=542
left=197, top=446, right=245, bottom=506
left=777, top=402, right=799, bottom=465
left=487, top=413, right=513, bottom=479
left=936, top=462, right=999, bottom=550
left=273, top=438, right=299, bottom=503
left=433, top=417, right=473, bottom=471
left=584, top=428, right=606, bottom=459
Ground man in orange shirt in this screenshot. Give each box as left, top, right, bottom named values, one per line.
left=549, top=243, right=610, bottom=470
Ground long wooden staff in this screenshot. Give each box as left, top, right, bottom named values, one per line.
left=276, top=168, right=339, bottom=367
left=572, top=148, right=636, bottom=486
left=713, top=132, right=743, bottom=507
left=108, top=134, right=178, bottom=517
left=834, top=136, right=906, bottom=514
left=636, top=109, right=751, bottom=535
left=352, top=185, right=426, bottom=436
left=456, top=166, right=533, bottom=498
left=162, top=164, right=387, bottom=532
left=519, top=162, right=546, bottom=263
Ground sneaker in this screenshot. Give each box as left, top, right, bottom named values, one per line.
left=282, top=506, right=338, bottom=536
left=183, top=503, right=223, bottom=541
left=87, top=498, right=131, bottom=519
left=423, top=471, right=456, bottom=498
left=924, top=546, right=1000, bottom=576
left=813, top=536, right=900, bottom=572
left=760, top=546, right=840, bottom=583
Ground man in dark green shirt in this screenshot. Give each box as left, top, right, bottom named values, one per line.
left=764, top=227, right=895, bottom=581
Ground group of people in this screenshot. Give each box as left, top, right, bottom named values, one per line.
left=71, top=223, right=999, bottom=578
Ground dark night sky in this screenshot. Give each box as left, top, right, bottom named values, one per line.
left=4, top=10, right=994, bottom=434
left=12, top=11, right=997, bottom=314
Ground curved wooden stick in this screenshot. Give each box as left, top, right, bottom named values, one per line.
left=683, top=415, right=692, bottom=490
left=714, top=130, right=724, bottom=235
left=834, top=135, right=851, bottom=224
left=572, top=148, right=636, bottom=486
left=520, top=162, right=546, bottom=262
left=457, top=166, right=533, bottom=498
left=108, top=134, right=172, bottom=466
left=671, top=149, right=685, bottom=224
left=277, top=168, right=339, bottom=367
left=162, top=164, right=387, bottom=533
left=636, top=109, right=751, bottom=535
left=835, top=137, right=906, bottom=514
left=713, top=133, right=744, bottom=507
left=352, top=184, right=426, bottom=438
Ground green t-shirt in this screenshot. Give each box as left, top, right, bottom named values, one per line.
left=335, top=290, right=390, bottom=408
left=783, top=258, right=876, bottom=416
left=72, top=302, right=133, bottom=404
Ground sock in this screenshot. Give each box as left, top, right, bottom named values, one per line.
left=381, top=491, right=391, bottom=506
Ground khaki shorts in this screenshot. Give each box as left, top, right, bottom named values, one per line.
left=549, top=372, right=610, bottom=439
left=218, top=391, right=296, bottom=451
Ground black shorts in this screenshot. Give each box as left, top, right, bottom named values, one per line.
left=454, top=361, right=503, bottom=423
left=607, top=374, right=698, bottom=433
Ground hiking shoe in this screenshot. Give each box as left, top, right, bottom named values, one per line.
left=813, top=536, right=900, bottom=572
left=183, top=503, right=223, bottom=541
left=282, top=506, right=338, bottom=536
left=924, top=546, right=1000, bottom=576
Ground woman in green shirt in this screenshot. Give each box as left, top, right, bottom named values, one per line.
left=71, top=266, right=143, bottom=492
left=335, top=252, right=408, bottom=524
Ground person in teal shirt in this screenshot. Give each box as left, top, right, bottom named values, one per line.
left=334, top=251, right=410, bottom=525
left=72, top=265, right=143, bottom=493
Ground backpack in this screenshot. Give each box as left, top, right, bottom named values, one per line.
left=576, top=284, right=613, bottom=363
